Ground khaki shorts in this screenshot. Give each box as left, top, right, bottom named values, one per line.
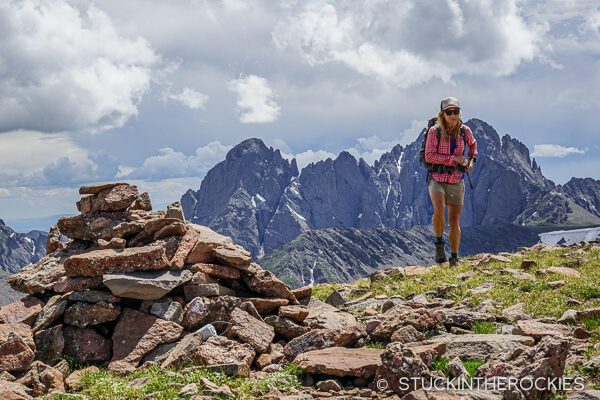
left=428, top=179, right=465, bottom=206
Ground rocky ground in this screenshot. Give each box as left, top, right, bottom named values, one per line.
left=0, top=182, right=599, bottom=400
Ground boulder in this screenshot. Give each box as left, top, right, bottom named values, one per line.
left=130, top=191, right=152, bottom=211
left=284, top=323, right=367, bottom=361
left=228, top=308, right=274, bottom=354
left=427, top=334, right=534, bottom=361
left=536, top=267, right=581, bottom=278
left=182, top=296, right=243, bottom=330
left=304, top=297, right=357, bottom=330
left=166, top=201, right=185, bottom=220
left=149, top=299, right=183, bottom=324
left=476, top=335, right=570, bottom=400
left=374, top=342, right=434, bottom=396
left=77, top=184, right=138, bottom=212
left=52, top=276, right=103, bottom=293
left=264, top=315, right=309, bottom=340
left=161, top=331, right=204, bottom=369
left=371, top=306, right=444, bottom=342
left=67, top=290, right=119, bottom=304
left=0, top=296, right=45, bottom=326
left=189, top=263, right=241, bottom=280
left=8, top=254, right=67, bottom=295
left=46, top=226, right=65, bottom=255
left=295, top=347, right=383, bottom=378
left=63, top=326, right=112, bottom=364
left=502, top=303, right=531, bottom=322
left=103, top=270, right=192, bottom=300
left=64, top=245, right=170, bottom=277
left=515, top=319, right=571, bottom=339
left=248, top=298, right=289, bottom=315
left=242, top=267, right=298, bottom=304
left=183, top=336, right=255, bottom=369
left=79, top=182, right=129, bottom=195
left=183, top=284, right=221, bottom=300
left=109, top=308, right=183, bottom=373
left=291, top=286, right=312, bottom=300
left=0, top=379, right=34, bottom=400
left=391, top=325, right=426, bottom=343
left=0, top=333, right=34, bottom=373
left=278, top=305, right=309, bottom=323
left=213, top=244, right=251, bottom=267
left=33, top=325, right=64, bottom=365
left=16, top=361, right=64, bottom=395
left=63, top=301, right=121, bottom=328
left=441, top=308, right=496, bottom=329
left=404, top=342, right=447, bottom=367
left=185, top=225, right=234, bottom=264
left=32, top=295, right=68, bottom=332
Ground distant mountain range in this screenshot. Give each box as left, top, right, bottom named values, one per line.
left=0, top=219, right=47, bottom=274
left=181, top=118, right=600, bottom=261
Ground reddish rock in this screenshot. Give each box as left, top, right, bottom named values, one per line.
left=97, top=237, right=127, bottom=249
left=45, top=225, right=65, bottom=255
left=161, top=331, right=204, bottom=369
left=371, top=306, right=444, bottom=342
left=502, top=302, right=531, bottom=322
left=153, top=222, right=187, bottom=241
left=79, top=182, right=130, bottom=194
left=228, top=308, right=275, bottom=354
left=85, top=184, right=139, bottom=212
left=390, top=325, right=425, bottom=343
left=127, top=218, right=181, bottom=247
left=0, top=296, right=45, bottom=326
left=0, top=334, right=35, bottom=373
left=405, top=342, right=447, bottom=367
left=516, top=319, right=571, bottom=339
left=16, top=361, right=64, bottom=395
left=441, top=308, right=495, bottom=329
left=242, top=267, right=298, bottom=305
left=194, top=336, right=255, bottom=369
left=248, top=298, right=289, bottom=315
left=170, top=228, right=198, bottom=269
left=292, top=286, right=312, bottom=300
left=52, top=276, right=103, bottom=293
left=109, top=308, right=183, bottom=373
left=295, top=347, right=383, bottom=378
left=0, top=380, right=33, bottom=400
left=185, top=225, right=233, bottom=264
left=521, top=260, right=538, bottom=269
left=278, top=305, right=309, bottom=323
left=476, top=335, right=570, bottom=400
left=264, top=315, right=309, bottom=340
left=190, top=263, right=241, bottom=280
left=182, top=297, right=210, bottom=329
left=8, top=254, right=66, bottom=295
left=374, top=342, right=433, bottom=396
left=212, top=244, right=251, bottom=267
left=130, top=192, right=152, bottom=211
left=0, top=324, right=35, bottom=351
left=184, top=284, right=220, bottom=300
left=57, top=211, right=145, bottom=242
left=34, top=325, right=64, bottom=365
left=64, top=244, right=169, bottom=277
left=284, top=324, right=367, bottom=361
left=64, top=302, right=121, bottom=328
left=62, top=326, right=112, bottom=364
left=536, top=266, right=581, bottom=278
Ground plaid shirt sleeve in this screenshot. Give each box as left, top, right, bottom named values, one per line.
left=465, top=125, right=478, bottom=159
left=424, top=126, right=455, bottom=166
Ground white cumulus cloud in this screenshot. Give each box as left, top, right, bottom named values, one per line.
left=165, top=87, right=209, bottom=110
left=531, top=144, right=586, bottom=158
left=0, top=1, right=159, bottom=133
left=227, top=75, right=281, bottom=123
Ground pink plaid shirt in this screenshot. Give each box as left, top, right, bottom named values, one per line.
left=425, top=122, right=478, bottom=184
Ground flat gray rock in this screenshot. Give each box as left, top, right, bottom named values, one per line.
left=304, top=296, right=357, bottom=330
left=103, top=270, right=192, bottom=300
left=426, top=334, right=535, bottom=361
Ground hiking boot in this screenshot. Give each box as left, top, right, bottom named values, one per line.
left=449, top=256, right=459, bottom=267
left=435, top=243, right=447, bottom=264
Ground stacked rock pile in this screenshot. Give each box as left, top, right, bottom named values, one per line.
left=1, top=183, right=354, bottom=397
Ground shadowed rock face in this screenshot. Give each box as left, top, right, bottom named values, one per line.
left=0, top=220, right=47, bottom=275
left=181, top=120, right=600, bottom=262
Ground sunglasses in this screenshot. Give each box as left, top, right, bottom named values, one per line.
left=444, top=109, right=460, bottom=116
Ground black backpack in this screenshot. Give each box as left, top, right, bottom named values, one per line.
left=418, top=117, right=473, bottom=189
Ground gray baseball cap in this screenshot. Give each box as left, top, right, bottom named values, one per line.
left=441, top=97, right=460, bottom=111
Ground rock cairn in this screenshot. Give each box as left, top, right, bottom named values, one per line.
left=1, top=182, right=599, bottom=399
left=0, top=183, right=331, bottom=397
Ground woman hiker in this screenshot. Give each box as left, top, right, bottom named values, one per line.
left=424, top=97, right=478, bottom=266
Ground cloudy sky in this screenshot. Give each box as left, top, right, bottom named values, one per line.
left=1, top=0, right=599, bottom=232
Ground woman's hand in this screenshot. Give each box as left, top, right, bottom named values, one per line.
left=465, top=158, right=474, bottom=172
left=454, top=155, right=467, bottom=166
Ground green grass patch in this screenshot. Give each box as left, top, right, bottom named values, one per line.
left=462, top=359, right=486, bottom=377
left=54, top=363, right=304, bottom=400
left=430, top=357, right=450, bottom=377
left=364, top=341, right=386, bottom=349
left=470, top=321, right=496, bottom=334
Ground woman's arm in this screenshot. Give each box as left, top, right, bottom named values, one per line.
left=465, top=126, right=478, bottom=159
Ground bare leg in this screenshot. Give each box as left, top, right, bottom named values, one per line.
left=447, top=204, right=462, bottom=254
left=430, top=192, right=446, bottom=238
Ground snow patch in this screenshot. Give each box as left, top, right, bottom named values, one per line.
left=255, top=193, right=266, bottom=202
left=397, top=151, right=405, bottom=174
left=287, top=205, right=306, bottom=221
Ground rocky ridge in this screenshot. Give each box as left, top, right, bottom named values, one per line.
left=0, top=220, right=47, bottom=275
left=0, top=183, right=599, bottom=400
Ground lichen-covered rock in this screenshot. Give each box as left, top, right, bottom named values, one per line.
left=370, top=305, right=444, bottom=342
left=62, top=326, right=112, bottom=365
left=295, top=347, right=383, bottom=378
left=228, top=308, right=274, bottom=353
left=283, top=323, right=367, bottom=361
left=0, top=296, right=45, bottom=326
left=63, top=301, right=121, bottom=328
